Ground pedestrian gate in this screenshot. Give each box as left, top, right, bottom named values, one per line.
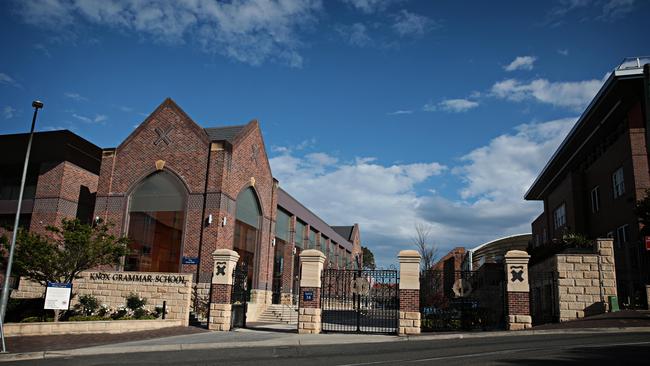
left=321, top=268, right=399, bottom=334
left=231, top=263, right=248, bottom=329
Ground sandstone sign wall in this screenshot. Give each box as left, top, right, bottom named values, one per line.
left=10, top=271, right=193, bottom=324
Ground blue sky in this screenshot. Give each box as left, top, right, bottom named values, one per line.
left=1, top=0, right=648, bottom=266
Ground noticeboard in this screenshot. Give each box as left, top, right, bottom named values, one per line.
left=44, top=282, right=72, bottom=310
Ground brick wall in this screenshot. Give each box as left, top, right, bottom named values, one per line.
left=506, top=292, right=530, bottom=315
left=399, top=289, right=419, bottom=312
left=210, top=283, right=232, bottom=304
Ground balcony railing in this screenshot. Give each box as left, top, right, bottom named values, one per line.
left=617, top=56, right=650, bottom=70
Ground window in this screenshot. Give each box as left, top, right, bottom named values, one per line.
left=590, top=186, right=600, bottom=213
left=612, top=167, right=625, bottom=198
left=553, top=204, right=566, bottom=230
left=126, top=172, right=186, bottom=272
left=275, top=209, right=291, bottom=242
left=308, top=229, right=317, bottom=250
left=616, top=224, right=630, bottom=247
left=294, top=220, right=306, bottom=248
left=234, top=187, right=262, bottom=281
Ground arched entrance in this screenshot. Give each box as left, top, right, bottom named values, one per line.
left=125, top=171, right=187, bottom=272
left=233, top=187, right=262, bottom=289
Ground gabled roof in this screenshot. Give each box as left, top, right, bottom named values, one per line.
left=332, top=226, right=354, bottom=241
left=204, top=125, right=247, bottom=143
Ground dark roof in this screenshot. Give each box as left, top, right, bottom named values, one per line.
left=0, top=130, right=102, bottom=174
left=524, top=65, right=647, bottom=200
left=332, top=226, right=353, bottom=241
left=204, top=125, right=247, bottom=143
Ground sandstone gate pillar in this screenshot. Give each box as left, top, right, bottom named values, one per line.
left=208, top=249, right=239, bottom=331
left=398, top=250, right=421, bottom=335
left=504, top=250, right=532, bottom=330
left=297, top=249, right=326, bottom=334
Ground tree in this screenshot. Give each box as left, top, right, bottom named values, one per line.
left=361, top=246, right=376, bottom=270
left=1, top=218, right=129, bottom=287
left=413, top=223, right=438, bottom=272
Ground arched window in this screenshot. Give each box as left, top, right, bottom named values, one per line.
left=125, top=172, right=186, bottom=272
left=233, top=187, right=261, bottom=279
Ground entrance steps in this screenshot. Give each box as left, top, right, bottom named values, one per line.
left=256, top=304, right=298, bottom=324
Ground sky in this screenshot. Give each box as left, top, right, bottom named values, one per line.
left=1, top=0, right=649, bottom=267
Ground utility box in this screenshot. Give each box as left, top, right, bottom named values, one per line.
left=608, top=296, right=620, bottom=312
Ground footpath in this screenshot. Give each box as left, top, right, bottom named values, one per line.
left=2, top=310, right=649, bottom=363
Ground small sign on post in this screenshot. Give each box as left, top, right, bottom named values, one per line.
left=645, top=236, right=650, bottom=251
left=44, top=282, right=72, bottom=310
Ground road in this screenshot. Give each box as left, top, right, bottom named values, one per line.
left=9, top=331, right=650, bottom=365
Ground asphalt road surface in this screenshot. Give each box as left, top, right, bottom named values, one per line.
left=10, top=332, right=650, bottom=365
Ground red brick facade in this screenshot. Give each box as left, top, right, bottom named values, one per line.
left=93, top=98, right=276, bottom=292
left=506, top=291, right=530, bottom=315
left=399, top=289, right=419, bottom=312
left=210, top=283, right=232, bottom=304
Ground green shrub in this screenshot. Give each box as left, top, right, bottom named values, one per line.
left=74, top=294, right=100, bottom=316
left=20, top=316, right=50, bottom=323
left=126, top=293, right=147, bottom=311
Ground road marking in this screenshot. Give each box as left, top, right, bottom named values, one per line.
left=336, top=340, right=650, bottom=366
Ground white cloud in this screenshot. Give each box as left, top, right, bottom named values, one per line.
left=438, top=99, right=479, bottom=113
left=0, top=72, right=22, bottom=88
left=558, top=49, right=569, bottom=56
left=600, top=0, right=636, bottom=20
left=13, top=0, right=323, bottom=68
left=72, top=113, right=107, bottom=123
left=504, top=56, right=537, bottom=72
left=270, top=151, right=445, bottom=264
left=64, top=92, right=88, bottom=101
left=3, top=106, right=16, bottom=119
left=490, top=74, right=608, bottom=110
left=388, top=110, right=413, bottom=115
left=340, top=0, right=397, bottom=13
left=392, top=10, right=435, bottom=37
left=271, top=117, right=577, bottom=265
left=418, top=117, right=577, bottom=242
left=335, top=23, right=372, bottom=47
left=423, top=99, right=479, bottom=113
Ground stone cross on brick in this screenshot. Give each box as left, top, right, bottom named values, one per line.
left=154, top=127, right=173, bottom=146
left=215, top=262, right=227, bottom=276
left=510, top=265, right=525, bottom=282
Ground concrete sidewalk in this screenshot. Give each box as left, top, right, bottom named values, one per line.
left=2, top=325, right=650, bottom=363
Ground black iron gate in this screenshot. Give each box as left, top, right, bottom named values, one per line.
left=529, top=271, right=558, bottom=325
left=420, top=268, right=505, bottom=331
left=231, top=263, right=249, bottom=329
left=321, top=268, right=399, bottom=334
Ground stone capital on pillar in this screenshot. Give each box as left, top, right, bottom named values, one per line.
left=504, top=250, right=530, bottom=293
left=299, top=249, right=326, bottom=288
left=398, top=250, right=421, bottom=290
left=212, top=249, right=240, bottom=286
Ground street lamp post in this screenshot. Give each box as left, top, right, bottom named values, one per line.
left=0, top=100, right=43, bottom=353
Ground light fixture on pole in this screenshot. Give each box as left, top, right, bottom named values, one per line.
left=0, top=100, right=44, bottom=353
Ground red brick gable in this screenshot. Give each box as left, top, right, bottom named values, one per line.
left=107, top=98, right=210, bottom=195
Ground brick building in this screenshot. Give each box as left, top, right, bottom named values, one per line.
left=1, top=98, right=361, bottom=320
left=525, top=58, right=650, bottom=308
left=0, top=130, right=101, bottom=237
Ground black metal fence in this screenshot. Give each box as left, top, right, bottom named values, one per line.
left=321, top=268, right=399, bottom=334
left=529, top=271, right=558, bottom=325
left=420, top=268, right=505, bottom=331
left=231, top=263, right=249, bottom=328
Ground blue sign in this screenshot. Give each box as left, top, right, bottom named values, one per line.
left=182, top=257, right=200, bottom=265
left=303, top=290, right=314, bottom=301
left=47, top=282, right=72, bottom=289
